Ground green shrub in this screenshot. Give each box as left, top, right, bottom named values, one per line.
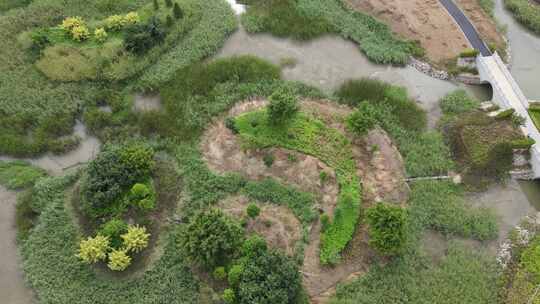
left=336, top=78, right=389, bottom=106
left=76, top=235, right=110, bottom=264
left=165, top=0, right=172, bottom=7
left=228, top=264, right=244, bottom=286
left=107, top=248, right=131, bottom=271
left=263, top=153, right=275, bottom=167
left=459, top=48, right=480, bottom=58
left=213, top=266, right=227, bottom=281
left=366, top=203, right=408, bottom=256
left=222, top=288, right=236, bottom=304
left=346, top=102, right=378, bottom=136
left=153, top=0, right=159, bottom=10
left=512, top=138, right=535, bottom=149
left=121, top=225, right=150, bottom=253
left=98, top=219, right=128, bottom=249
left=267, top=88, right=299, bottom=125
left=182, top=209, right=244, bottom=268
left=246, top=203, right=261, bottom=218
left=236, top=246, right=302, bottom=304
left=124, top=17, right=166, bottom=55
left=80, top=143, right=154, bottom=219
left=241, top=235, right=268, bottom=257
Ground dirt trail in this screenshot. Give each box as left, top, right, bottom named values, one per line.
left=0, top=186, right=35, bottom=304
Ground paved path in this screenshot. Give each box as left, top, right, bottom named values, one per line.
left=439, top=0, right=491, bottom=56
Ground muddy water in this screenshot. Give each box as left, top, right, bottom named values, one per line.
left=494, top=0, right=540, bottom=100
left=217, top=27, right=488, bottom=128
left=0, top=186, right=35, bottom=304
left=0, top=121, right=100, bottom=176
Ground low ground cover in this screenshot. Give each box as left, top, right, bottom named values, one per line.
left=0, top=0, right=236, bottom=157
left=240, top=0, right=422, bottom=64
left=505, top=0, right=540, bottom=35
left=234, top=104, right=361, bottom=264
left=0, top=160, right=46, bottom=190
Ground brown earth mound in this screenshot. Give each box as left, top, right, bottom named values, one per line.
left=200, top=99, right=410, bottom=303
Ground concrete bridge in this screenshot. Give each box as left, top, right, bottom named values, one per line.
left=440, top=0, right=540, bottom=179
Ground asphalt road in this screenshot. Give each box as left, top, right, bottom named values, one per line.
left=439, top=0, right=492, bottom=56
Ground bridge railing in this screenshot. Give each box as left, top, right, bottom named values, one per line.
left=492, top=52, right=530, bottom=109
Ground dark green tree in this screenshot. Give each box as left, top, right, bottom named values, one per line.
left=182, top=209, right=244, bottom=268
left=153, top=0, right=159, bottom=10
left=165, top=0, right=172, bottom=7
left=173, top=3, right=183, bottom=19
left=267, top=88, right=299, bottom=126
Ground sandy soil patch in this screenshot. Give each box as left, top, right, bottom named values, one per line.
left=345, top=0, right=470, bottom=64
left=201, top=99, right=410, bottom=302
left=455, top=0, right=505, bottom=48
left=218, top=195, right=302, bottom=256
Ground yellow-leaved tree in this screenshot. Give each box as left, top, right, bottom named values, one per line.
left=76, top=235, right=110, bottom=264
left=121, top=225, right=150, bottom=253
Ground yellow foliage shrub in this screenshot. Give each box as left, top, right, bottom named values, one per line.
left=60, top=16, right=85, bottom=31
left=107, top=248, right=131, bottom=271
left=105, top=15, right=126, bottom=31
left=121, top=225, right=150, bottom=253
left=71, top=25, right=90, bottom=41
left=76, top=235, right=109, bottom=264
left=124, top=12, right=140, bottom=25
left=94, top=28, right=108, bottom=43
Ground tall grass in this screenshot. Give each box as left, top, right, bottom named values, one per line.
left=505, top=0, right=540, bottom=34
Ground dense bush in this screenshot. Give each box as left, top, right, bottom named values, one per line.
left=505, top=0, right=540, bottom=35
left=233, top=236, right=302, bottom=304
left=267, top=88, right=299, bottom=125
left=346, top=103, right=378, bottom=136
left=80, top=143, right=154, bottom=219
left=124, top=17, right=166, bottom=55
left=98, top=218, right=128, bottom=249
left=366, top=203, right=408, bottom=255
left=246, top=203, right=261, bottom=218
left=182, top=208, right=244, bottom=268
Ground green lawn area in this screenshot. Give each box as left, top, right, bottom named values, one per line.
left=235, top=110, right=361, bottom=264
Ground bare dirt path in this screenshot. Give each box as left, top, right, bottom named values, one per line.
left=0, top=186, right=35, bottom=304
